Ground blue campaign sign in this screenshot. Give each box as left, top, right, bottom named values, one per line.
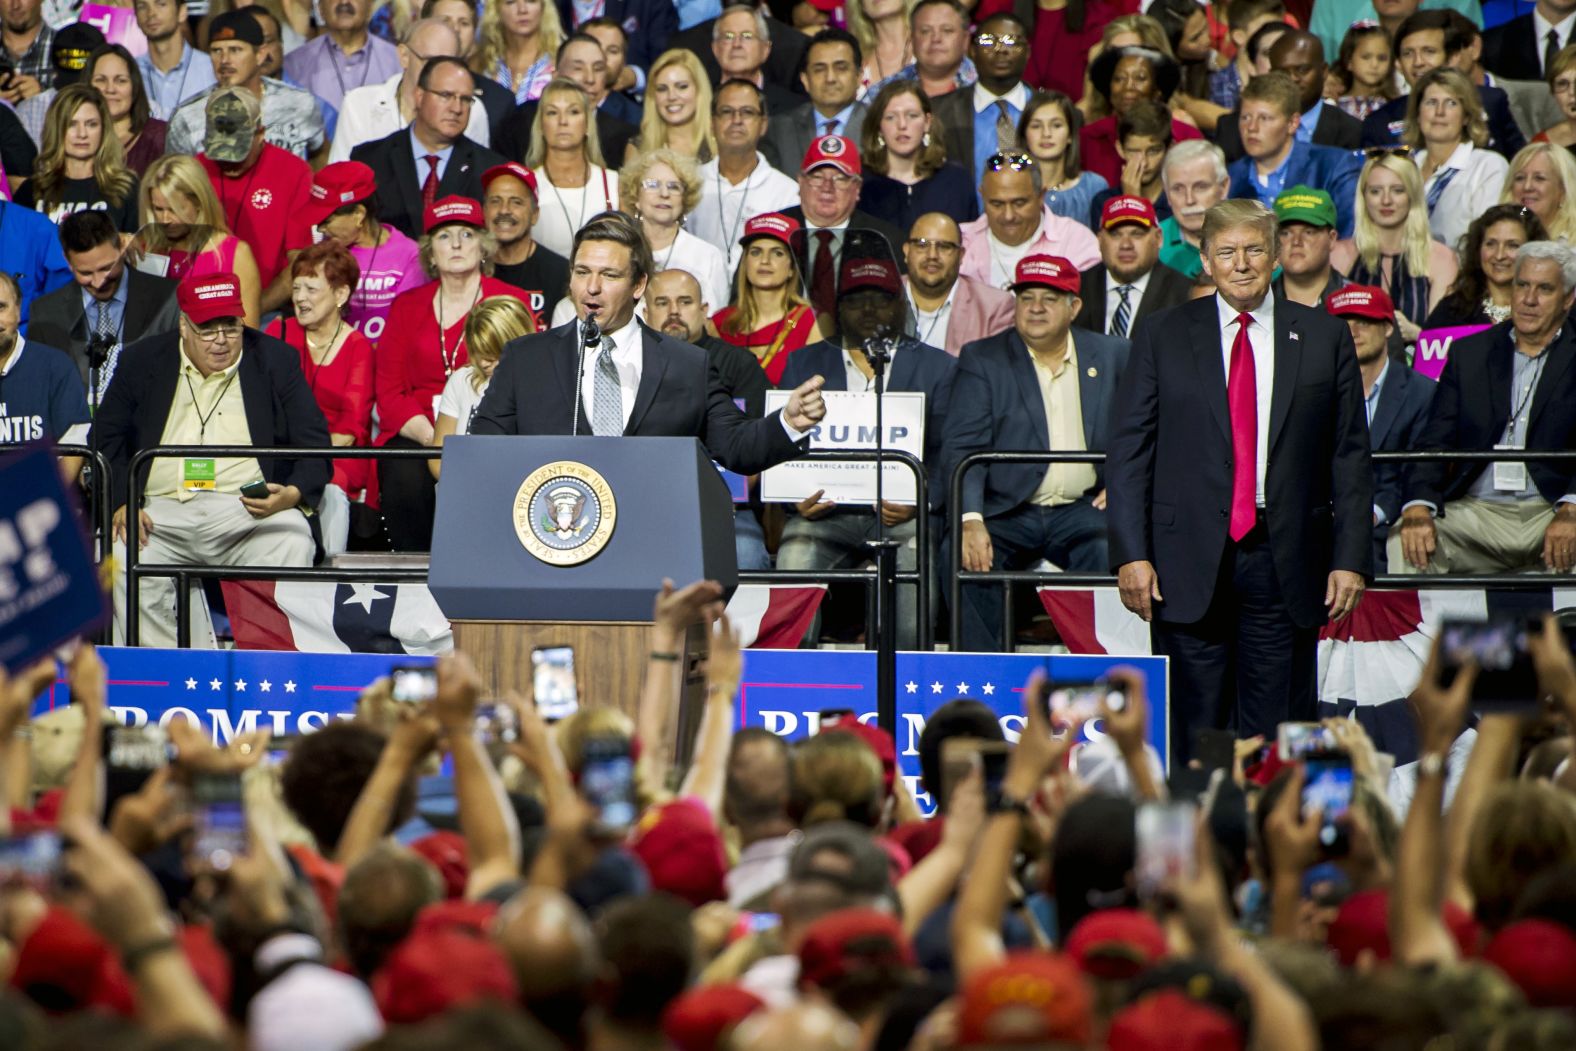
left=0, top=444, right=107, bottom=672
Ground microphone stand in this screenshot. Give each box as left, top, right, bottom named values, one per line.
left=863, top=324, right=900, bottom=736
left=570, top=315, right=601, bottom=437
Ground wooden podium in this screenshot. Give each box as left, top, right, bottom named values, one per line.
left=430, top=436, right=737, bottom=764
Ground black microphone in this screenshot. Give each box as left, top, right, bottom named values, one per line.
left=571, top=313, right=601, bottom=437
left=582, top=315, right=602, bottom=347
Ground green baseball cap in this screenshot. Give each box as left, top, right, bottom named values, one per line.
left=205, top=86, right=260, bottom=164
left=1273, top=185, right=1337, bottom=228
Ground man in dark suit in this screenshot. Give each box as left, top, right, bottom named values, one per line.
left=471, top=211, right=827, bottom=475
left=777, top=256, right=956, bottom=648
left=1481, top=4, right=1570, bottom=84
left=1391, top=241, right=1576, bottom=576
left=1107, top=199, right=1371, bottom=759
left=930, top=12, right=1033, bottom=189
left=707, top=4, right=802, bottom=115
left=552, top=0, right=676, bottom=79
left=94, top=272, right=330, bottom=648
left=498, top=35, right=638, bottom=166
left=350, top=57, right=505, bottom=239
left=27, top=210, right=179, bottom=407
left=1214, top=30, right=1362, bottom=163
left=764, top=28, right=867, bottom=174
left=670, top=1, right=806, bottom=108
left=1072, top=196, right=1191, bottom=338
left=943, top=254, right=1129, bottom=652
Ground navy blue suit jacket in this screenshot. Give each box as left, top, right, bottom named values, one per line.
left=555, top=0, right=676, bottom=71
left=1106, top=296, right=1373, bottom=628
left=1227, top=141, right=1362, bottom=238
left=1361, top=85, right=1525, bottom=159
left=1370, top=362, right=1437, bottom=525
left=942, top=327, right=1129, bottom=521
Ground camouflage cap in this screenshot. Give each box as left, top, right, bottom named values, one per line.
left=204, top=86, right=261, bottom=164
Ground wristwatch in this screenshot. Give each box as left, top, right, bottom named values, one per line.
left=1418, top=751, right=1447, bottom=779
left=988, top=789, right=1032, bottom=818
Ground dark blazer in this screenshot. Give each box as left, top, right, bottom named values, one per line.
left=671, top=13, right=808, bottom=101
left=553, top=0, right=676, bottom=71
left=778, top=205, right=907, bottom=338
left=497, top=102, right=637, bottom=170
left=92, top=329, right=332, bottom=511
left=599, top=91, right=642, bottom=127
left=1369, top=362, right=1436, bottom=570
left=764, top=100, right=867, bottom=174
left=1361, top=85, right=1526, bottom=159
left=942, top=326, right=1129, bottom=520
left=349, top=129, right=506, bottom=239
left=1214, top=102, right=1363, bottom=163
left=1481, top=15, right=1541, bottom=83
left=27, top=269, right=181, bottom=390
left=476, top=75, right=516, bottom=148
left=1404, top=321, right=1576, bottom=509
left=1072, top=263, right=1193, bottom=336
left=1227, top=142, right=1362, bottom=237
left=470, top=320, right=806, bottom=474
left=930, top=84, right=982, bottom=184
left=1106, top=295, right=1373, bottom=628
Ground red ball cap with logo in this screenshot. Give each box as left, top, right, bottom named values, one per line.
left=801, top=134, right=861, bottom=178
left=1101, top=195, right=1158, bottom=230
left=482, top=161, right=539, bottom=199
left=957, top=951, right=1094, bottom=1047
left=1012, top=255, right=1081, bottom=295
left=303, top=160, right=377, bottom=227
left=839, top=256, right=901, bottom=296
left=741, top=211, right=801, bottom=247
left=178, top=272, right=246, bottom=325
left=424, top=194, right=486, bottom=233
left=1326, top=284, right=1396, bottom=322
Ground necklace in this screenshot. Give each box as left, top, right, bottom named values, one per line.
left=302, top=316, right=344, bottom=391
left=436, top=278, right=483, bottom=375
left=649, top=223, right=680, bottom=271
left=547, top=167, right=589, bottom=239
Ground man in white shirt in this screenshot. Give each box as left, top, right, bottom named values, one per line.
left=901, top=211, right=1013, bottom=356
left=689, top=79, right=799, bottom=271
left=328, top=18, right=488, bottom=163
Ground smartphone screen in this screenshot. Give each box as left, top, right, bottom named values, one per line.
left=1438, top=617, right=1540, bottom=710
left=580, top=735, right=636, bottom=834
left=107, top=725, right=170, bottom=773
left=1135, top=802, right=1197, bottom=901
left=0, top=832, right=62, bottom=891
left=390, top=665, right=437, bottom=704
left=1047, top=682, right=1126, bottom=723
left=1302, top=757, right=1354, bottom=857
left=1194, top=728, right=1236, bottom=772
left=531, top=647, right=578, bottom=722
left=1278, top=722, right=1341, bottom=761
left=977, top=741, right=1010, bottom=806
left=474, top=701, right=519, bottom=745
left=191, top=773, right=247, bottom=871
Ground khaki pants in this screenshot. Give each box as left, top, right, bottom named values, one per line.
left=113, top=491, right=315, bottom=647
left=1385, top=496, right=1556, bottom=575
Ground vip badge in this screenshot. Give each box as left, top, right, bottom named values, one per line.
left=512, top=461, right=617, bottom=566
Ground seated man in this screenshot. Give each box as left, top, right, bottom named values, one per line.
left=902, top=212, right=1014, bottom=357
left=1271, top=185, right=1347, bottom=307
left=96, top=273, right=331, bottom=647
left=1391, top=242, right=1576, bottom=575
left=777, top=256, right=956, bottom=648
left=943, top=255, right=1127, bottom=651
left=1072, top=196, right=1191, bottom=338
left=1086, top=101, right=1175, bottom=226
left=959, top=152, right=1099, bottom=292
left=0, top=272, right=90, bottom=477
left=1157, top=139, right=1231, bottom=283
left=1228, top=72, right=1361, bottom=238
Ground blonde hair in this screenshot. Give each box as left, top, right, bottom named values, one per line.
left=472, top=0, right=564, bottom=84
left=844, top=0, right=917, bottom=69
left=721, top=234, right=812, bottom=334
left=1501, top=142, right=1576, bottom=243
left=1402, top=67, right=1488, bottom=150
left=1354, top=153, right=1432, bottom=275
left=638, top=49, right=716, bottom=163
left=1201, top=197, right=1277, bottom=252
left=619, top=147, right=703, bottom=219
left=523, top=77, right=606, bottom=169
left=33, top=85, right=136, bottom=208
left=1465, top=781, right=1576, bottom=931
left=138, top=153, right=234, bottom=256
left=788, top=733, right=883, bottom=829
left=462, top=295, right=535, bottom=390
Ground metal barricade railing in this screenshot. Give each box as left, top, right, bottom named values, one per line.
left=56, top=444, right=114, bottom=554
left=948, top=449, right=1576, bottom=649
left=122, top=445, right=932, bottom=649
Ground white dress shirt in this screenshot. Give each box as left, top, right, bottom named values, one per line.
left=688, top=153, right=801, bottom=271
left=1535, top=9, right=1576, bottom=74
left=1215, top=293, right=1275, bottom=507
left=1103, top=270, right=1152, bottom=334
left=840, top=345, right=899, bottom=391
left=578, top=315, right=645, bottom=432
left=972, top=80, right=1031, bottom=114
left=1419, top=143, right=1509, bottom=254
left=328, top=72, right=491, bottom=164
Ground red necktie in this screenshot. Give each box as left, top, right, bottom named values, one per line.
left=1228, top=312, right=1258, bottom=541
left=811, top=229, right=836, bottom=322
left=422, top=154, right=440, bottom=213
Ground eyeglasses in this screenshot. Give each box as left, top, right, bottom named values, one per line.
left=641, top=178, right=684, bottom=195
left=984, top=152, right=1034, bottom=172
left=906, top=237, right=960, bottom=254
left=717, top=30, right=759, bottom=43
left=191, top=321, right=242, bottom=342
left=1364, top=145, right=1412, bottom=159
left=426, top=89, right=479, bottom=107
left=803, top=170, right=857, bottom=188
left=716, top=106, right=763, bottom=121
left=973, top=33, right=1024, bottom=50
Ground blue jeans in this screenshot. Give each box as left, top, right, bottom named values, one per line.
left=735, top=508, right=771, bottom=571
left=777, top=510, right=928, bottom=649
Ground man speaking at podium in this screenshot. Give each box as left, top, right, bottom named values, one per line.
left=471, top=211, right=828, bottom=473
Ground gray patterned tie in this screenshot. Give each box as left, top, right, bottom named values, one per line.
left=591, top=335, right=623, bottom=436
left=94, top=300, right=119, bottom=403
left=1112, top=284, right=1134, bottom=337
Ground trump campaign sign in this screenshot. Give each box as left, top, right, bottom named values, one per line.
left=761, top=390, right=927, bottom=504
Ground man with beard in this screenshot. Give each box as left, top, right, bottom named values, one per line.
left=1157, top=140, right=1230, bottom=282
left=285, top=0, right=400, bottom=112
left=1326, top=285, right=1434, bottom=572
left=902, top=212, right=1013, bottom=357
left=0, top=0, right=52, bottom=105
left=1270, top=186, right=1347, bottom=307
left=484, top=161, right=570, bottom=326
left=0, top=271, right=89, bottom=476
left=1073, top=196, right=1191, bottom=337
left=135, top=0, right=216, bottom=120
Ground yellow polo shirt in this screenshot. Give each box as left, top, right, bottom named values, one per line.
left=1029, top=334, right=1096, bottom=507
left=145, top=349, right=262, bottom=500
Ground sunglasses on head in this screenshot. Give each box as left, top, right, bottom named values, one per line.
left=984, top=152, right=1034, bottom=172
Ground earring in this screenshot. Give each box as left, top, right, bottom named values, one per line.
left=876, top=133, right=885, bottom=149
left=922, top=131, right=931, bottom=147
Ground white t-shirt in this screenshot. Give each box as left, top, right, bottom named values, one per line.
left=437, top=366, right=490, bottom=435
left=653, top=228, right=733, bottom=314
left=533, top=166, right=620, bottom=259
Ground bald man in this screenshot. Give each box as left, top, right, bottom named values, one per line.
left=902, top=213, right=1015, bottom=357
left=495, top=888, right=601, bottom=1047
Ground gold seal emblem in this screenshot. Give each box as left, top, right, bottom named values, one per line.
left=513, top=461, right=617, bottom=565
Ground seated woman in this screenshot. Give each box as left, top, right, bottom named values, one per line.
left=1501, top=142, right=1576, bottom=244
left=306, top=160, right=426, bottom=346
left=87, top=44, right=168, bottom=177
left=1405, top=68, right=1508, bottom=254
left=471, top=0, right=562, bottom=103
left=15, top=84, right=140, bottom=230
left=429, top=296, right=536, bottom=480
left=622, top=147, right=730, bottom=312
left=527, top=78, right=619, bottom=259
left=134, top=154, right=262, bottom=326
left=712, top=212, right=820, bottom=385
left=627, top=49, right=715, bottom=165
left=1079, top=44, right=1202, bottom=189
left=1424, top=204, right=1547, bottom=329
left=856, top=79, right=978, bottom=233
left=1019, top=90, right=1107, bottom=229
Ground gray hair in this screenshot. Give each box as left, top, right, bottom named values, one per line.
left=1162, top=138, right=1228, bottom=185
left=713, top=3, right=770, bottom=43
left=1515, top=240, right=1576, bottom=294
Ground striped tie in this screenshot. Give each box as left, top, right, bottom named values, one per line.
left=1111, top=284, right=1134, bottom=337
left=1425, top=167, right=1458, bottom=215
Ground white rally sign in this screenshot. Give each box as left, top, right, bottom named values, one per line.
left=762, top=390, right=925, bottom=505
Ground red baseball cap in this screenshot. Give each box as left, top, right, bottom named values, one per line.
left=424, top=194, right=486, bottom=233
left=1062, top=908, right=1168, bottom=981
left=1325, top=888, right=1481, bottom=967
left=482, top=161, right=539, bottom=199
left=741, top=211, right=801, bottom=247
left=1326, top=284, right=1396, bottom=323
left=178, top=272, right=246, bottom=325
left=303, top=160, right=376, bottom=227
left=838, top=257, right=902, bottom=297
left=1482, top=920, right=1576, bottom=1008
left=796, top=907, right=914, bottom=990
left=957, top=952, right=1093, bottom=1047
left=801, top=134, right=861, bottom=177
left=629, top=797, right=729, bottom=908
left=1107, top=990, right=1245, bottom=1051
left=1012, top=255, right=1081, bottom=295
left=662, top=984, right=768, bottom=1051
left=371, top=923, right=518, bottom=1025
left=1100, top=195, right=1158, bottom=230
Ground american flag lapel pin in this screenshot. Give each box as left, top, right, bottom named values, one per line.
left=1290, top=330, right=1300, bottom=342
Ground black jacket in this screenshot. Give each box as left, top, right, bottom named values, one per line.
left=349, top=129, right=506, bottom=239
left=1362, top=85, right=1525, bottom=159
left=1481, top=15, right=1544, bottom=83
left=1369, top=362, right=1436, bottom=569
left=670, top=14, right=808, bottom=100
left=27, top=268, right=180, bottom=392
left=1072, top=262, right=1193, bottom=336
left=497, top=102, right=637, bottom=170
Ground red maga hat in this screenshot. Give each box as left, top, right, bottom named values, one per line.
left=1326, top=284, right=1396, bottom=322
left=482, top=161, right=539, bottom=198
left=303, top=160, right=376, bottom=227
left=1101, top=195, right=1158, bottom=230
left=177, top=272, right=245, bottom=325
left=423, top=194, right=486, bottom=233
left=1012, top=254, right=1081, bottom=295
left=741, top=211, right=801, bottom=247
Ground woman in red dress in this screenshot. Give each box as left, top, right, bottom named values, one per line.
left=375, top=195, right=529, bottom=550
left=711, top=213, right=821, bottom=385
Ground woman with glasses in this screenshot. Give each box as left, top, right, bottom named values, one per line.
left=87, top=44, right=167, bottom=177
left=1079, top=44, right=1201, bottom=188
left=1404, top=68, right=1508, bottom=254
left=1425, top=204, right=1548, bottom=329
left=857, top=80, right=976, bottom=233
left=376, top=196, right=531, bottom=551
left=526, top=78, right=618, bottom=259
left=1501, top=142, right=1576, bottom=243
left=620, top=148, right=729, bottom=316
left=135, top=155, right=263, bottom=326
left=1017, top=91, right=1106, bottom=227
left=1331, top=152, right=1458, bottom=344
left=1534, top=43, right=1576, bottom=153
left=17, top=85, right=140, bottom=231
left=630, top=49, right=715, bottom=164
left=472, top=0, right=563, bottom=104
left=713, top=213, right=821, bottom=384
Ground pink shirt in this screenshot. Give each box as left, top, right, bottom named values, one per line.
left=346, top=226, right=425, bottom=345
left=958, top=205, right=1100, bottom=291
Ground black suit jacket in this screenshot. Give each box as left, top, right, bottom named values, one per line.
left=349, top=130, right=506, bottom=239
left=27, top=269, right=180, bottom=390
left=1072, top=263, right=1192, bottom=336
left=497, top=102, right=638, bottom=170
left=92, top=329, right=332, bottom=511
left=1482, top=15, right=1542, bottom=83
left=930, top=85, right=979, bottom=182
left=1404, top=322, right=1576, bottom=509
left=671, top=14, right=808, bottom=102
left=470, top=320, right=805, bottom=474
left=1214, top=102, right=1363, bottom=163
left=1361, top=85, right=1525, bottom=158
left=476, top=75, right=516, bottom=148
left=1106, top=295, right=1373, bottom=628
left=778, top=206, right=906, bottom=337
left=1369, top=362, right=1436, bottom=569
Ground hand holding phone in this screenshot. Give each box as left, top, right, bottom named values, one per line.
left=1438, top=616, right=1539, bottom=711
left=390, top=665, right=437, bottom=704
left=580, top=734, right=636, bottom=835
left=239, top=478, right=272, bottom=501
left=1301, top=757, right=1354, bottom=859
